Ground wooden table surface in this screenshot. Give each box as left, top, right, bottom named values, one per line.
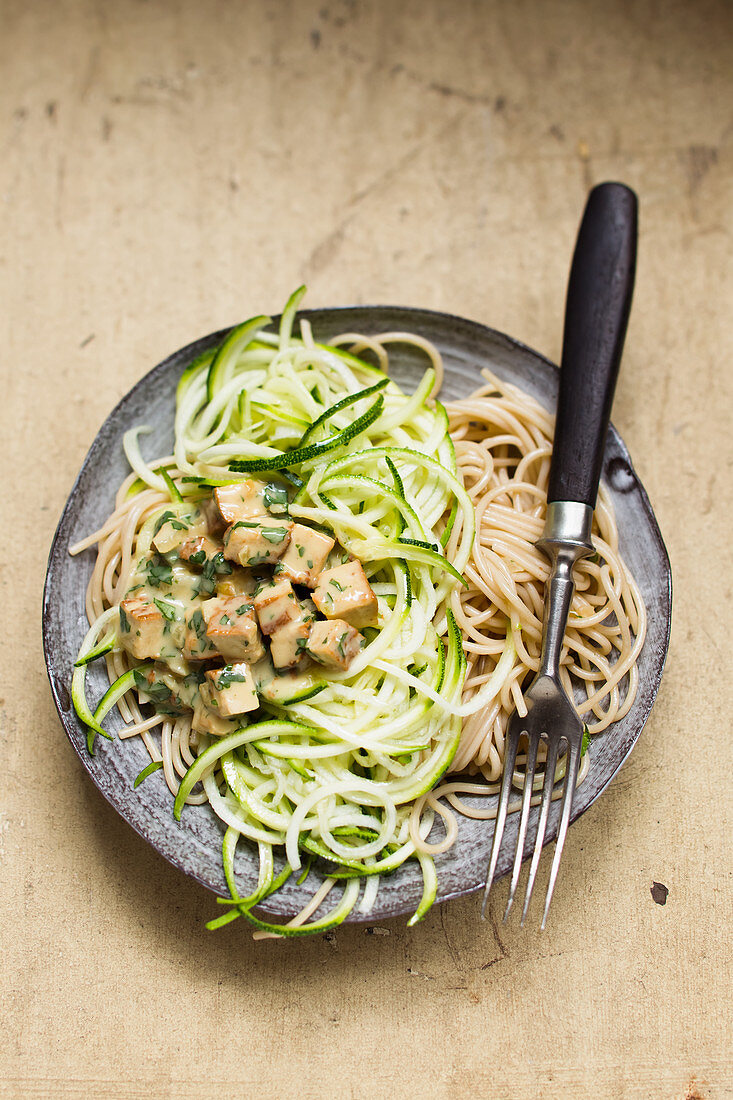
left=3, top=1, right=731, bottom=1096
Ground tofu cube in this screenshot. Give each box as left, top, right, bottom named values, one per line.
left=119, top=597, right=167, bottom=660
left=214, top=480, right=268, bottom=525
left=223, top=519, right=293, bottom=567
left=215, top=566, right=257, bottom=599
left=200, top=495, right=227, bottom=536
left=312, top=561, right=378, bottom=628
left=179, top=535, right=224, bottom=566
left=193, top=686, right=239, bottom=736
left=151, top=508, right=207, bottom=554
left=278, top=524, right=335, bottom=588
left=270, top=617, right=312, bottom=669
left=204, top=663, right=259, bottom=716
left=253, top=578, right=301, bottom=635
left=182, top=609, right=220, bottom=661
left=307, top=619, right=364, bottom=670
left=202, top=597, right=265, bottom=663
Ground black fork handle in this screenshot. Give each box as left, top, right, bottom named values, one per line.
left=548, top=182, right=638, bottom=507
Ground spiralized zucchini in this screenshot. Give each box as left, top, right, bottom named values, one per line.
left=71, top=288, right=476, bottom=934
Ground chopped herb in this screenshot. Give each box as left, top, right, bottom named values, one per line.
left=330, top=579, right=343, bottom=591
left=195, top=553, right=232, bottom=597
left=184, top=668, right=207, bottom=687
left=153, top=510, right=189, bottom=536
left=295, top=636, right=309, bottom=654
left=216, top=667, right=249, bottom=687
left=153, top=510, right=174, bottom=536
left=248, top=552, right=271, bottom=566
left=212, top=552, right=232, bottom=575
left=235, top=603, right=251, bottom=616
left=145, top=556, right=173, bottom=588
left=219, top=613, right=232, bottom=626
left=133, top=760, right=164, bottom=788
left=190, top=609, right=207, bottom=641
left=581, top=725, right=591, bottom=756
left=261, top=527, right=289, bottom=544
left=306, top=559, right=313, bottom=569
left=146, top=679, right=176, bottom=705
left=337, top=632, right=348, bottom=658
left=297, top=544, right=305, bottom=557
left=188, top=549, right=206, bottom=566
left=263, top=483, right=289, bottom=514
left=232, top=519, right=260, bottom=529
left=153, top=598, right=176, bottom=621
left=119, top=606, right=130, bottom=633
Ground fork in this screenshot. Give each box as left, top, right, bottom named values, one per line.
left=482, top=181, right=638, bottom=928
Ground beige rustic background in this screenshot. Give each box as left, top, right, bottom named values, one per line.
left=2, top=0, right=731, bottom=1096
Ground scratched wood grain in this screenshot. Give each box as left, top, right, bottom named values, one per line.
left=1, top=0, right=731, bottom=1097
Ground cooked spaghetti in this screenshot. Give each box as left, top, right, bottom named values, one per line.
left=416, top=369, right=646, bottom=836
left=69, top=290, right=644, bottom=934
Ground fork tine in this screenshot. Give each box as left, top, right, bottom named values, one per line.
left=520, top=736, right=561, bottom=926
left=541, top=739, right=581, bottom=929
left=504, top=729, right=541, bottom=921
left=481, top=722, right=521, bottom=918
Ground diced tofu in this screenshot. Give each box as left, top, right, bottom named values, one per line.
left=182, top=609, right=220, bottom=661
left=201, top=597, right=265, bottom=663
left=278, top=524, right=335, bottom=588
left=223, top=519, right=293, bottom=567
left=270, top=617, right=312, bottom=669
left=204, top=663, right=260, bottom=716
left=179, top=535, right=224, bottom=566
left=192, top=685, right=239, bottom=736
left=200, top=495, right=227, bottom=536
left=253, top=578, right=301, bottom=635
left=214, top=480, right=268, bottom=525
left=151, top=508, right=208, bottom=554
left=307, top=619, right=364, bottom=670
left=312, top=560, right=378, bottom=628
left=216, top=566, right=257, bottom=599
left=119, top=597, right=167, bottom=660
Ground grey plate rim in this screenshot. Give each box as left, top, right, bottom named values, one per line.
left=43, top=305, right=672, bottom=925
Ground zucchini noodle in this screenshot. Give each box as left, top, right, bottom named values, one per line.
left=69, top=290, right=644, bottom=935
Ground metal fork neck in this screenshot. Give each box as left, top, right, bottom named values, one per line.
left=535, top=502, right=594, bottom=678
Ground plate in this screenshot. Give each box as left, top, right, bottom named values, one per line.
left=43, top=307, right=672, bottom=924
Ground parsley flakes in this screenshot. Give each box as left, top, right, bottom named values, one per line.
left=261, top=527, right=289, bottom=544
left=145, top=556, right=173, bottom=588
left=153, top=598, right=177, bottom=622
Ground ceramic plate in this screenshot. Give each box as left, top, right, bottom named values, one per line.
left=43, top=307, right=672, bottom=924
